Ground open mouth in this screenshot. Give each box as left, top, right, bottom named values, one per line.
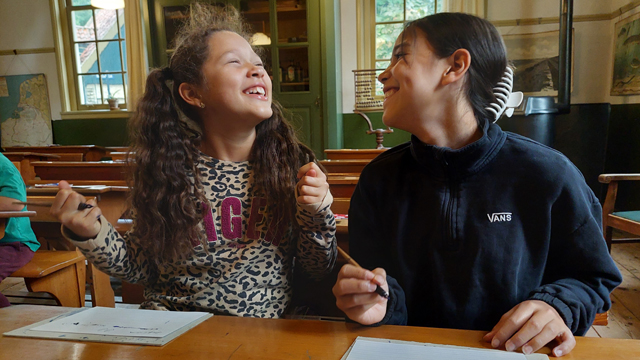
left=383, top=88, right=398, bottom=102
left=243, top=86, right=268, bottom=100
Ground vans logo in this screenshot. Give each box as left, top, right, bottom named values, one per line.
left=487, top=212, right=512, bottom=223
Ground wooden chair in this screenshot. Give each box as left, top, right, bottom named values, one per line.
left=10, top=250, right=87, bottom=307
left=598, top=173, right=640, bottom=252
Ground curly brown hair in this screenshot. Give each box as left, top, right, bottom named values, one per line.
left=127, top=3, right=316, bottom=271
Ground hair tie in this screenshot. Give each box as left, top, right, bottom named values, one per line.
left=485, top=67, right=524, bottom=123
left=162, top=67, right=173, bottom=80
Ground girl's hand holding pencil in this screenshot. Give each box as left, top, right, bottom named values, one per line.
left=50, top=180, right=103, bottom=240
left=332, top=260, right=390, bottom=326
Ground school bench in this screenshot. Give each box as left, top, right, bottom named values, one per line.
left=324, top=148, right=386, bottom=160
left=2, top=152, right=61, bottom=182
left=1, top=210, right=86, bottom=307
left=31, top=161, right=128, bottom=181
left=4, top=145, right=109, bottom=161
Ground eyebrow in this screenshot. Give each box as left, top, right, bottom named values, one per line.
left=392, top=42, right=409, bottom=54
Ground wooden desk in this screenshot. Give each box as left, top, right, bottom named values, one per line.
left=24, top=187, right=128, bottom=308
left=324, top=148, right=386, bottom=160
left=0, top=211, right=36, bottom=239
left=31, top=161, right=127, bottom=181
left=1, top=305, right=639, bottom=359
left=2, top=152, right=61, bottom=182
left=26, top=186, right=129, bottom=226
left=4, top=145, right=109, bottom=161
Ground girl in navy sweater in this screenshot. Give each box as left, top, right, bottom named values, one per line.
left=332, top=12, right=621, bottom=357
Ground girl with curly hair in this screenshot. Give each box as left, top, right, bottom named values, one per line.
left=51, top=3, right=336, bottom=318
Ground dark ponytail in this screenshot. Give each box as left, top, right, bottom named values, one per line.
left=405, top=13, right=508, bottom=126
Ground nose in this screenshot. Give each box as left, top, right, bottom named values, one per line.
left=250, top=66, right=265, bottom=78
left=378, top=67, right=389, bottom=84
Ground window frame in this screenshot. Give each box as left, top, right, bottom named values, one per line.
left=50, top=0, right=131, bottom=116
left=368, top=0, right=443, bottom=71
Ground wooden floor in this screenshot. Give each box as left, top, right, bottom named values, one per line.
left=3, top=243, right=640, bottom=338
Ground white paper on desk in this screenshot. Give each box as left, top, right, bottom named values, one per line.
left=31, top=306, right=210, bottom=338
left=342, top=337, right=549, bottom=360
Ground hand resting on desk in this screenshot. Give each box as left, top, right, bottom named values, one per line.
left=332, top=264, right=389, bottom=325
left=50, top=180, right=102, bottom=240
left=483, top=299, right=576, bottom=357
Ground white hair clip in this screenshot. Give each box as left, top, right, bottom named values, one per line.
left=485, top=67, right=524, bottom=123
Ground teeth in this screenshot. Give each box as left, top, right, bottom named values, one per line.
left=244, top=87, right=265, bottom=96
left=384, top=89, right=397, bottom=99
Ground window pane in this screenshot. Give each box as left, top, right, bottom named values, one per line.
left=406, top=0, right=434, bottom=21
left=72, top=10, right=95, bottom=42
left=79, top=74, right=102, bottom=105
left=375, top=63, right=389, bottom=96
left=376, top=0, right=404, bottom=22
left=436, top=0, right=443, bottom=13
left=75, top=42, right=97, bottom=74
left=99, top=41, right=122, bottom=72
left=96, top=9, right=119, bottom=40
left=243, top=0, right=271, bottom=45
left=279, top=47, right=309, bottom=92
left=375, top=23, right=404, bottom=60
left=277, top=0, right=306, bottom=44
left=72, top=0, right=91, bottom=5
left=102, top=74, right=125, bottom=104
left=118, top=9, right=125, bottom=38
left=121, top=40, right=127, bottom=71
left=164, top=6, right=189, bottom=50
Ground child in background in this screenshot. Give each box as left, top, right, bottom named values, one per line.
left=332, top=12, right=621, bottom=357
left=51, top=3, right=336, bottom=318
left=0, top=153, right=40, bottom=308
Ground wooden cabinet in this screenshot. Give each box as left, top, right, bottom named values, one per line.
left=146, top=0, right=325, bottom=155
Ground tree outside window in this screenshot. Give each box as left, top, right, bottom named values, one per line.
left=68, top=0, right=127, bottom=109
left=374, top=0, right=442, bottom=70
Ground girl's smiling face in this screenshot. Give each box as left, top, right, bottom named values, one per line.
left=197, top=31, right=273, bottom=128
left=377, top=29, right=451, bottom=134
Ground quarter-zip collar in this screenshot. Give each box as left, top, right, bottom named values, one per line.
left=410, top=119, right=506, bottom=181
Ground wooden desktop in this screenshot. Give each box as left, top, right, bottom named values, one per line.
left=1, top=305, right=638, bottom=359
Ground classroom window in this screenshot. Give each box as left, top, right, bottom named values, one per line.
left=63, top=0, right=127, bottom=110
left=373, top=0, right=442, bottom=71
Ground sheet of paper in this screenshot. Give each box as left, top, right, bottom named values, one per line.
left=343, top=337, right=548, bottom=360
left=31, top=306, right=210, bottom=338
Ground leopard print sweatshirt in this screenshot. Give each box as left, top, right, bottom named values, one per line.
left=66, top=154, right=337, bottom=318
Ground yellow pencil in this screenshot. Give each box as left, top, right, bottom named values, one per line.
left=337, top=245, right=389, bottom=299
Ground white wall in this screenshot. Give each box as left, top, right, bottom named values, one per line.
left=0, top=0, right=62, bottom=120
left=340, top=0, right=640, bottom=111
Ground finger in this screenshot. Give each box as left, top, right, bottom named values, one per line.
left=83, top=203, right=102, bottom=221
left=489, top=305, right=529, bottom=349
left=298, top=184, right=324, bottom=197
left=551, top=331, right=576, bottom=357
left=297, top=162, right=314, bottom=179
left=58, top=180, right=72, bottom=190
left=333, top=277, right=379, bottom=298
left=520, top=320, right=563, bottom=355
left=484, top=305, right=516, bottom=341
left=336, top=264, right=376, bottom=283
left=336, top=291, right=386, bottom=310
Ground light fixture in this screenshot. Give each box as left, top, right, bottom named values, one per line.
left=91, top=0, right=125, bottom=9
left=250, top=32, right=271, bottom=46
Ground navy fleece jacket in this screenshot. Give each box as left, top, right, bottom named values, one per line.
left=348, top=121, right=622, bottom=335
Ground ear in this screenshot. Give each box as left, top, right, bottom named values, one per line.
left=441, top=49, right=471, bottom=86
left=178, top=82, right=202, bottom=108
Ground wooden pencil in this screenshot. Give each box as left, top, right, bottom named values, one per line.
left=336, top=245, right=389, bottom=299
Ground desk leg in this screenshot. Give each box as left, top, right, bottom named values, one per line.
left=87, top=264, right=115, bottom=307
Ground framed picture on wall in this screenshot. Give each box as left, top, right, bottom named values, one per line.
left=611, top=12, right=640, bottom=95
left=502, top=30, right=573, bottom=96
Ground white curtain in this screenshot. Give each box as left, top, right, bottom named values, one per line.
left=124, top=0, right=148, bottom=110
left=442, top=0, right=485, bottom=17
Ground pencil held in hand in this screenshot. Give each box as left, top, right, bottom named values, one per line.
left=14, top=201, right=94, bottom=211
left=337, top=246, right=390, bottom=299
